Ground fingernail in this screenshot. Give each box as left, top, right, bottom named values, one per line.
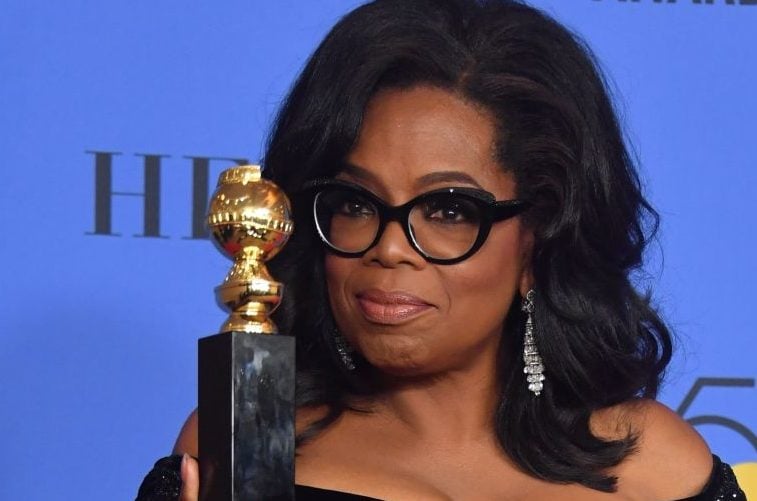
left=181, top=453, right=188, bottom=477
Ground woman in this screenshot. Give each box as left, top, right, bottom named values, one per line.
left=138, top=0, right=746, bottom=499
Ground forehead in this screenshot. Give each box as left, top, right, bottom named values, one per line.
left=344, top=85, right=515, bottom=201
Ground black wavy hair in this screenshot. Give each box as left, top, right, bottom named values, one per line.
left=263, top=0, right=672, bottom=492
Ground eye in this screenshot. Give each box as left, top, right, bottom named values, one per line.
left=331, top=192, right=376, bottom=217
left=421, top=196, right=478, bottom=224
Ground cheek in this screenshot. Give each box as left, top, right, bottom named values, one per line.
left=442, top=227, right=527, bottom=338
left=324, top=255, right=350, bottom=315
left=324, top=254, right=369, bottom=345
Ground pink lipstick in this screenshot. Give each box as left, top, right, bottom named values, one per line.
left=355, top=289, right=433, bottom=325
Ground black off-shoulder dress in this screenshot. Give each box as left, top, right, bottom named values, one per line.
left=135, top=454, right=746, bottom=500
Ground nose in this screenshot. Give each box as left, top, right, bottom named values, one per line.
left=362, top=219, right=425, bottom=268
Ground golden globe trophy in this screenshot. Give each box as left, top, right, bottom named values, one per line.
left=199, top=165, right=295, bottom=500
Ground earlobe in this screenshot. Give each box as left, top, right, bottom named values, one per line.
left=518, top=232, right=535, bottom=297
left=519, top=269, right=534, bottom=298
left=518, top=244, right=535, bottom=296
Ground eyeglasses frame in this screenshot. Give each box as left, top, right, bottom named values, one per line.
left=301, top=178, right=529, bottom=265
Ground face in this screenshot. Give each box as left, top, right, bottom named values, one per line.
left=325, top=85, right=533, bottom=377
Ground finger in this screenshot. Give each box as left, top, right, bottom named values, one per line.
left=179, top=453, right=200, bottom=501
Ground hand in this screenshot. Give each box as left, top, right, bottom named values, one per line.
left=179, top=453, right=200, bottom=501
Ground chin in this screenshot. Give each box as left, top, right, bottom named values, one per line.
left=369, top=359, right=430, bottom=378
left=359, top=340, right=436, bottom=377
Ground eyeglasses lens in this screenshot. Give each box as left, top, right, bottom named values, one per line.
left=315, top=189, right=380, bottom=253
left=408, top=193, right=480, bottom=259
left=315, top=188, right=482, bottom=260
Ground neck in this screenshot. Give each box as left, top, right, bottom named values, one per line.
left=371, top=348, right=501, bottom=444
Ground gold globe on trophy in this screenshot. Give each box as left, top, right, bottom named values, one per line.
left=201, top=164, right=297, bottom=499
left=207, top=164, right=294, bottom=335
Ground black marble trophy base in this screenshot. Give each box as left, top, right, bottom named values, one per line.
left=198, top=331, right=295, bottom=500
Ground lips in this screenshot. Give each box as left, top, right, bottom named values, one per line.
left=355, top=289, right=434, bottom=325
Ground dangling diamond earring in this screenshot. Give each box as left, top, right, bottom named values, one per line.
left=333, top=328, right=356, bottom=371
left=521, top=289, right=545, bottom=396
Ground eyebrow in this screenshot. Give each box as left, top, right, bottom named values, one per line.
left=337, top=163, right=381, bottom=185
left=339, top=162, right=486, bottom=191
left=414, top=171, right=485, bottom=190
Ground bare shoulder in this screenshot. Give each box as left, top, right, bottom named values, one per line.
left=173, top=408, right=198, bottom=456
left=594, top=399, right=713, bottom=500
